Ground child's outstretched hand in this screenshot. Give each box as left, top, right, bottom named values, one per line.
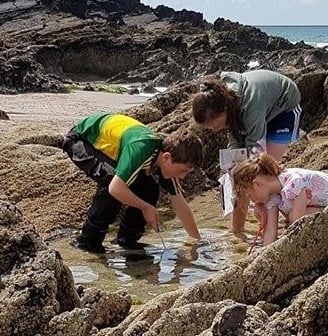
left=141, top=204, right=160, bottom=231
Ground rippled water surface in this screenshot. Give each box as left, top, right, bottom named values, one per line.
left=49, top=191, right=258, bottom=304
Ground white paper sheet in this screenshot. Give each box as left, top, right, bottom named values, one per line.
left=218, top=173, right=234, bottom=217
left=218, top=148, right=247, bottom=217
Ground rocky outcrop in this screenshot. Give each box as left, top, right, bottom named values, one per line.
left=0, top=200, right=132, bottom=336
left=79, top=287, right=132, bottom=329
left=2, top=0, right=327, bottom=93
left=213, top=18, right=293, bottom=54
left=0, top=110, right=9, bottom=120
left=293, top=70, right=328, bottom=132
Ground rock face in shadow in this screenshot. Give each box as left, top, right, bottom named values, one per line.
left=1, top=0, right=327, bottom=93
left=0, top=110, right=9, bottom=120
left=293, top=70, right=328, bottom=132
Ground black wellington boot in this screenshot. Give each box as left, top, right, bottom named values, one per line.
left=116, top=228, right=146, bottom=250
left=72, top=221, right=107, bottom=253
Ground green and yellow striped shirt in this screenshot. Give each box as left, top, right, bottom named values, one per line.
left=74, top=112, right=182, bottom=195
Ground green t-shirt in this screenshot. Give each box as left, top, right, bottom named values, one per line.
left=74, top=112, right=182, bottom=195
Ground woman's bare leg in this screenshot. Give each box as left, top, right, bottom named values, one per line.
left=266, top=142, right=290, bottom=161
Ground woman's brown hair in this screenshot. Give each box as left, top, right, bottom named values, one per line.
left=232, top=153, right=284, bottom=198
left=192, top=77, right=240, bottom=134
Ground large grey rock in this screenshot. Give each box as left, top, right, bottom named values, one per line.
left=44, top=308, right=95, bottom=336
left=80, top=287, right=132, bottom=329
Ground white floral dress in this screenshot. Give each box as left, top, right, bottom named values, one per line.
left=266, top=168, right=328, bottom=213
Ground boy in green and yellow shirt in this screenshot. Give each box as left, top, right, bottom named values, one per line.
left=63, top=112, right=203, bottom=253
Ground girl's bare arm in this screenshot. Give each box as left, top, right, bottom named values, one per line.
left=263, top=206, right=279, bottom=245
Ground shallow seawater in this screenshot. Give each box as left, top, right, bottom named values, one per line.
left=49, top=191, right=258, bottom=304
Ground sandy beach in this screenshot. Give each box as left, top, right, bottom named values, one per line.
left=0, top=90, right=149, bottom=131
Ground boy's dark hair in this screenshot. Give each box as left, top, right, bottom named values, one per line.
left=192, top=77, right=240, bottom=135
left=162, top=128, right=203, bottom=168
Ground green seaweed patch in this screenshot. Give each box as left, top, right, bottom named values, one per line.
left=96, top=84, right=128, bottom=94
left=63, top=83, right=82, bottom=92
left=63, top=83, right=128, bottom=94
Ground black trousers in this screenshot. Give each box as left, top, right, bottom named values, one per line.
left=63, top=130, right=159, bottom=244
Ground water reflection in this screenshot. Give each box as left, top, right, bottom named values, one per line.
left=69, top=265, right=99, bottom=283
left=105, top=229, right=234, bottom=286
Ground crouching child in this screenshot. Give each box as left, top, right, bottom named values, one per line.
left=63, top=112, right=203, bottom=253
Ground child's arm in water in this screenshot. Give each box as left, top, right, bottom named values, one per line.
left=262, top=206, right=279, bottom=246
left=232, top=194, right=249, bottom=233
left=170, top=194, right=201, bottom=240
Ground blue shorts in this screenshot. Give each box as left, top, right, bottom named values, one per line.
left=266, top=105, right=303, bottom=144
